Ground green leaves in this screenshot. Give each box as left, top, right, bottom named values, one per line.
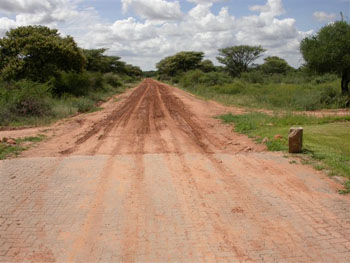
left=260, top=56, right=293, bottom=75
left=0, top=25, right=86, bottom=82
left=156, top=51, right=205, bottom=77
left=301, top=21, right=350, bottom=74
left=217, top=45, right=265, bottom=77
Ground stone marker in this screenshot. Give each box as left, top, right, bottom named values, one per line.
left=289, top=127, right=303, bottom=153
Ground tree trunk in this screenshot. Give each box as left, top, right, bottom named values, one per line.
left=341, top=70, right=350, bottom=95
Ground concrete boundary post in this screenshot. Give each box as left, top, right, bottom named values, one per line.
left=289, top=127, right=303, bottom=153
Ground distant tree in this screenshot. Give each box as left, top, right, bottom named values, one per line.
left=300, top=21, right=350, bottom=94
left=124, top=64, right=143, bottom=77
left=199, top=59, right=216, bottom=72
left=260, top=56, right=293, bottom=75
left=217, top=45, right=265, bottom=77
left=156, top=51, right=204, bottom=77
left=0, top=25, right=86, bottom=82
left=82, top=49, right=126, bottom=74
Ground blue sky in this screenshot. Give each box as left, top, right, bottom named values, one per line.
left=0, top=0, right=349, bottom=70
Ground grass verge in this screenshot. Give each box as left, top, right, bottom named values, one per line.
left=219, top=112, right=350, bottom=193
left=0, top=135, right=45, bottom=160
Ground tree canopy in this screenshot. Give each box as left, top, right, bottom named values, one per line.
left=82, top=49, right=126, bottom=74
left=0, top=25, right=86, bottom=82
left=300, top=21, right=350, bottom=94
left=260, top=56, right=293, bottom=75
left=217, top=45, right=265, bottom=77
left=199, top=59, right=216, bottom=73
left=156, top=51, right=204, bottom=77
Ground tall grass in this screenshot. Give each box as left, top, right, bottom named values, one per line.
left=0, top=72, right=134, bottom=127
left=179, top=71, right=348, bottom=111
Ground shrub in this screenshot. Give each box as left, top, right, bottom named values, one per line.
left=72, top=97, right=95, bottom=113
left=103, top=73, right=122, bottom=87
left=0, top=80, right=52, bottom=125
left=179, top=70, right=232, bottom=88
left=52, top=71, right=91, bottom=96
left=213, top=80, right=246, bottom=94
left=241, top=71, right=265, bottom=84
left=87, top=71, right=104, bottom=91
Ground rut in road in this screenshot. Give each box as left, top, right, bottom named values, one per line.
left=0, top=79, right=349, bottom=262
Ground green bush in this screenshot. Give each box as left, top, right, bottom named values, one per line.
left=52, top=71, right=91, bottom=96
left=0, top=82, right=51, bottom=125
left=0, top=80, right=52, bottom=125
left=87, top=72, right=104, bottom=91
left=241, top=71, right=266, bottom=84
left=179, top=70, right=232, bottom=88
left=213, top=80, right=246, bottom=94
left=103, top=73, right=122, bottom=87
left=72, top=97, right=95, bottom=113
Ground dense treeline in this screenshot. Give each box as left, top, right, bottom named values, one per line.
left=155, top=20, right=350, bottom=110
left=0, top=25, right=142, bottom=126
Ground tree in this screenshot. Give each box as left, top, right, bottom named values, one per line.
left=156, top=51, right=204, bottom=77
left=260, top=56, right=293, bottom=75
left=0, top=25, right=86, bottom=82
left=82, top=49, right=126, bottom=74
left=199, top=59, right=215, bottom=72
left=217, top=45, right=265, bottom=77
left=300, top=21, right=350, bottom=94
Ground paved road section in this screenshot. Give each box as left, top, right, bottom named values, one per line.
left=1, top=79, right=349, bottom=262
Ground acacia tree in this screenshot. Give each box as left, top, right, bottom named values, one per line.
left=300, top=21, right=350, bottom=95
left=199, top=59, right=215, bottom=72
left=0, top=25, right=86, bottom=82
left=156, top=51, right=204, bottom=77
left=217, top=45, right=265, bottom=77
left=260, top=56, right=293, bottom=75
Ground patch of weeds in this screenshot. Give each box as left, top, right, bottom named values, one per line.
left=314, top=164, right=325, bottom=171
left=18, top=134, right=46, bottom=143
left=88, top=107, right=104, bottom=113
left=289, top=160, right=297, bottom=164
left=0, top=135, right=45, bottom=160
left=0, top=143, right=24, bottom=160
left=339, top=181, right=350, bottom=195
left=265, top=140, right=285, bottom=151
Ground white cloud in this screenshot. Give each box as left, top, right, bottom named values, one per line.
left=313, top=11, right=337, bottom=22
left=0, top=17, right=17, bottom=36
left=250, top=0, right=285, bottom=19
left=0, top=0, right=53, bottom=14
left=187, top=0, right=225, bottom=3
left=0, top=0, right=311, bottom=70
left=121, top=0, right=182, bottom=21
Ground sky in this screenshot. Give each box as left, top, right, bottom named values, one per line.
left=0, top=0, right=349, bottom=70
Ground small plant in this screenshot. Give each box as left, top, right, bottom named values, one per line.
left=339, top=181, right=350, bottom=195
left=73, top=98, right=95, bottom=113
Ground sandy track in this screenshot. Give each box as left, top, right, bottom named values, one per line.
left=0, top=79, right=349, bottom=262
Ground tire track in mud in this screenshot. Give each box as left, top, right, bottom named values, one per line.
left=151, top=83, right=250, bottom=260
left=67, top=81, right=152, bottom=261
left=60, top=80, right=151, bottom=155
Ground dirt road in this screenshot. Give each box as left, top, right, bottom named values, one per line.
left=1, top=79, right=349, bottom=262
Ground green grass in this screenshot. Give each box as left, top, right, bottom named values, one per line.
left=219, top=112, right=350, bottom=193
left=0, top=79, right=132, bottom=128
left=0, top=135, right=45, bottom=160
left=180, top=77, right=349, bottom=111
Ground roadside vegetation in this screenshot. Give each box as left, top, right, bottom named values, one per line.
left=154, top=19, right=350, bottom=191
left=219, top=112, right=350, bottom=193
left=0, top=25, right=142, bottom=128
left=0, top=135, right=45, bottom=160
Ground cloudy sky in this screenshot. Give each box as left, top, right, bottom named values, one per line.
left=0, top=0, right=348, bottom=70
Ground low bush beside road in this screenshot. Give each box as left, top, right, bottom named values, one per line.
left=0, top=73, right=134, bottom=127
left=179, top=71, right=347, bottom=111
